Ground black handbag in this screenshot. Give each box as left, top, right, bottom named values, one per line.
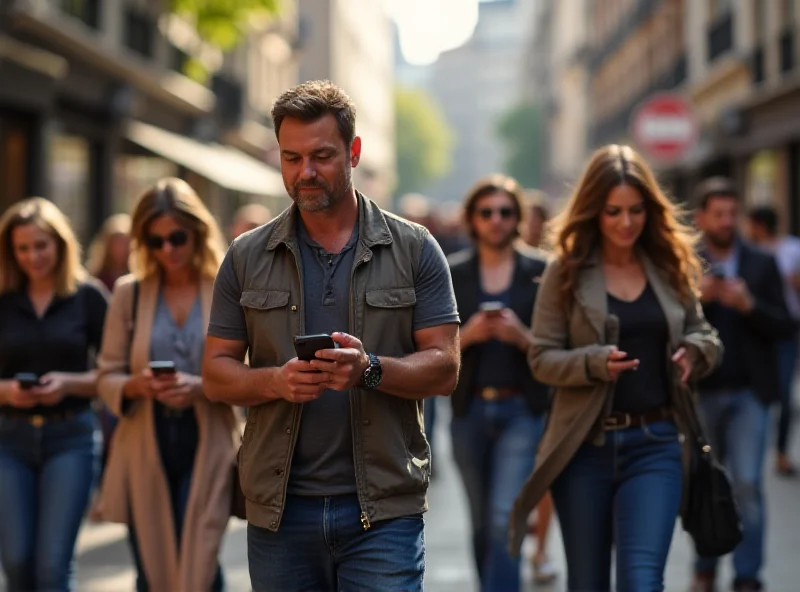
left=680, top=387, right=743, bottom=557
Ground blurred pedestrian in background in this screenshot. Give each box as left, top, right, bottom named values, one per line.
left=95, top=178, right=237, bottom=592
left=85, top=213, right=132, bottom=292
left=692, top=179, right=793, bottom=592
left=521, top=189, right=549, bottom=250
left=448, top=174, right=551, bottom=591
left=0, top=198, right=108, bottom=592
left=511, top=145, right=722, bottom=592
left=746, top=205, right=800, bottom=477
left=230, top=203, right=273, bottom=241
left=85, top=213, right=132, bottom=520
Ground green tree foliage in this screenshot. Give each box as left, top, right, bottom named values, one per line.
left=495, top=101, right=544, bottom=188
left=394, top=86, right=453, bottom=197
left=169, top=0, right=280, bottom=81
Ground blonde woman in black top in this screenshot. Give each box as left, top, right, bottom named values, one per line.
left=0, top=198, right=108, bottom=591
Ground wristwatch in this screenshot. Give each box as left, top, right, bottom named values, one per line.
left=360, top=353, right=383, bottom=389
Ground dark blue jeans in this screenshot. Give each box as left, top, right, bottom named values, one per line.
left=551, top=419, right=683, bottom=592
left=776, top=336, right=798, bottom=455
left=247, top=494, right=425, bottom=592
left=0, top=409, right=100, bottom=592
left=695, top=390, right=769, bottom=582
left=450, top=396, right=544, bottom=592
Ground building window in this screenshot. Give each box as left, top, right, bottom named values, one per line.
left=708, top=9, right=734, bottom=62
left=125, top=9, right=155, bottom=59
left=49, top=135, right=91, bottom=244
left=61, top=0, right=100, bottom=29
left=170, top=44, right=189, bottom=73
left=708, top=0, right=732, bottom=20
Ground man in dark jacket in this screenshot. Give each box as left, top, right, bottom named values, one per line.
left=692, top=177, right=795, bottom=592
left=448, top=174, right=550, bottom=592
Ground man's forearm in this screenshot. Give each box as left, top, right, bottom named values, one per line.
left=203, top=357, right=278, bottom=406
left=377, top=349, right=459, bottom=400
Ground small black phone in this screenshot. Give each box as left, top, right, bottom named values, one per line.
left=293, top=334, right=337, bottom=362
left=149, top=361, right=176, bottom=377
left=14, top=373, right=41, bottom=389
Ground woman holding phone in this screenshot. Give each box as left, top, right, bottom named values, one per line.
left=96, top=178, right=237, bottom=592
left=509, top=145, right=722, bottom=591
left=0, top=198, right=108, bottom=591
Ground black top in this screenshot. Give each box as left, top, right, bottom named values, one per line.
left=448, top=247, right=550, bottom=417
left=607, top=283, right=670, bottom=414
left=474, top=286, right=520, bottom=389
left=0, top=282, right=108, bottom=416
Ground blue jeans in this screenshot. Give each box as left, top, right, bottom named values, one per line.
left=0, top=410, right=100, bottom=591
left=551, top=419, right=683, bottom=592
left=450, top=396, right=544, bottom=592
left=247, top=494, right=425, bottom=591
left=776, top=337, right=798, bottom=454
left=695, top=390, right=769, bottom=581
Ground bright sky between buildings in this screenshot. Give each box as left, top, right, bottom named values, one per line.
left=383, top=0, right=483, bottom=65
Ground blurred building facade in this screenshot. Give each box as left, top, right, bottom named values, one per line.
left=528, top=0, right=800, bottom=232
left=423, top=0, right=536, bottom=203
left=297, top=0, right=395, bottom=205
left=0, top=0, right=297, bottom=243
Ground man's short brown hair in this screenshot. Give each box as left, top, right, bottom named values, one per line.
left=693, top=176, right=738, bottom=210
left=271, top=80, right=357, bottom=146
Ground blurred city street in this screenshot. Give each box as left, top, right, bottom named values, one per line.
left=46, top=400, right=799, bottom=592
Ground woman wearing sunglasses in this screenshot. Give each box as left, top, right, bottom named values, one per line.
left=95, top=178, right=237, bottom=591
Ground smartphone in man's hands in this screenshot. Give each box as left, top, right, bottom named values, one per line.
left=293, top=334, right=338, bottom=362
left=14, top=373, right=41, bottom=389
left=149, top=361, right=177, bottom=377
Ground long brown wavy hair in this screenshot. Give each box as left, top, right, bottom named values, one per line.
left=552, top=144, right=701, bottom=305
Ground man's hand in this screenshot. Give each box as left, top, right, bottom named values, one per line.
left=698, top=275, right=719, bottom=303
left=491, top=309, right=531, bottom=351
left=607, top=347, right=639, bottom=381
left=310, top=332, right=369, bottom=391
left=31, top=372, right=68, bottom=406
left=271, top=359, right=330, bottom=403
left=460, top=312, right=494, bottom=348
left=718, top=278, right=754, bottom=313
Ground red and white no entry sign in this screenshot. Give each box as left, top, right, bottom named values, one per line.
left=631, top=93, right=698, bottom=164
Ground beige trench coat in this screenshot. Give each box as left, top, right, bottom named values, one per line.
left=96, top=274, right=238, bottom=592
left=508, top=251, right=722, bottom=555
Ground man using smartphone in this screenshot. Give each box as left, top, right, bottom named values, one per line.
left=202, top=81, right=460, bottom=592
left=692, top=178, right=795, bottom=592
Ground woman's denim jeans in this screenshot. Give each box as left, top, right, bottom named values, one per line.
left=551, top=419, right=683, bottom=592
left=0, top=409, right=100, bottom=592
left=450, top=396, right=545, bottom=592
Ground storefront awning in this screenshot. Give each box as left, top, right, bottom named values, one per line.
left=126, top=121, right=286, bottom=197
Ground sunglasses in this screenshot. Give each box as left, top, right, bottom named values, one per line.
left=477, top=207, right=515, bottom=220
left=144, top=229, right=189, bottom=250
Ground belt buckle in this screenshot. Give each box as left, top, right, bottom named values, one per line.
left=481, top=387, right=499, bottom=401
left=29, top=415, right=45, bottom=428
left=604, top=413, right=631, bottom=431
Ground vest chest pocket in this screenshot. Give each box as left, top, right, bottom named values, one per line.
left=364, top=288, right=416, bottom=355
left=240, top=290, right=294, bottom=363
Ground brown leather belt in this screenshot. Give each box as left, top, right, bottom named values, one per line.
left=0, top=409, right=86, bottom=428
left=478, top=387, right=521, bottom=402
left=603, top=407, right=674, bottom=431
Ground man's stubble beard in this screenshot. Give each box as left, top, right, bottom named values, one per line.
left=292, top=168, right=352, bottom=213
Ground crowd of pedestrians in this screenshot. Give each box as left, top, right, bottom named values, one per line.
left=0, top=79, right=796, bottom=592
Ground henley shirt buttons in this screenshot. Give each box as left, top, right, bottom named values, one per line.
left=285, top=427, right=292, bottom=434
